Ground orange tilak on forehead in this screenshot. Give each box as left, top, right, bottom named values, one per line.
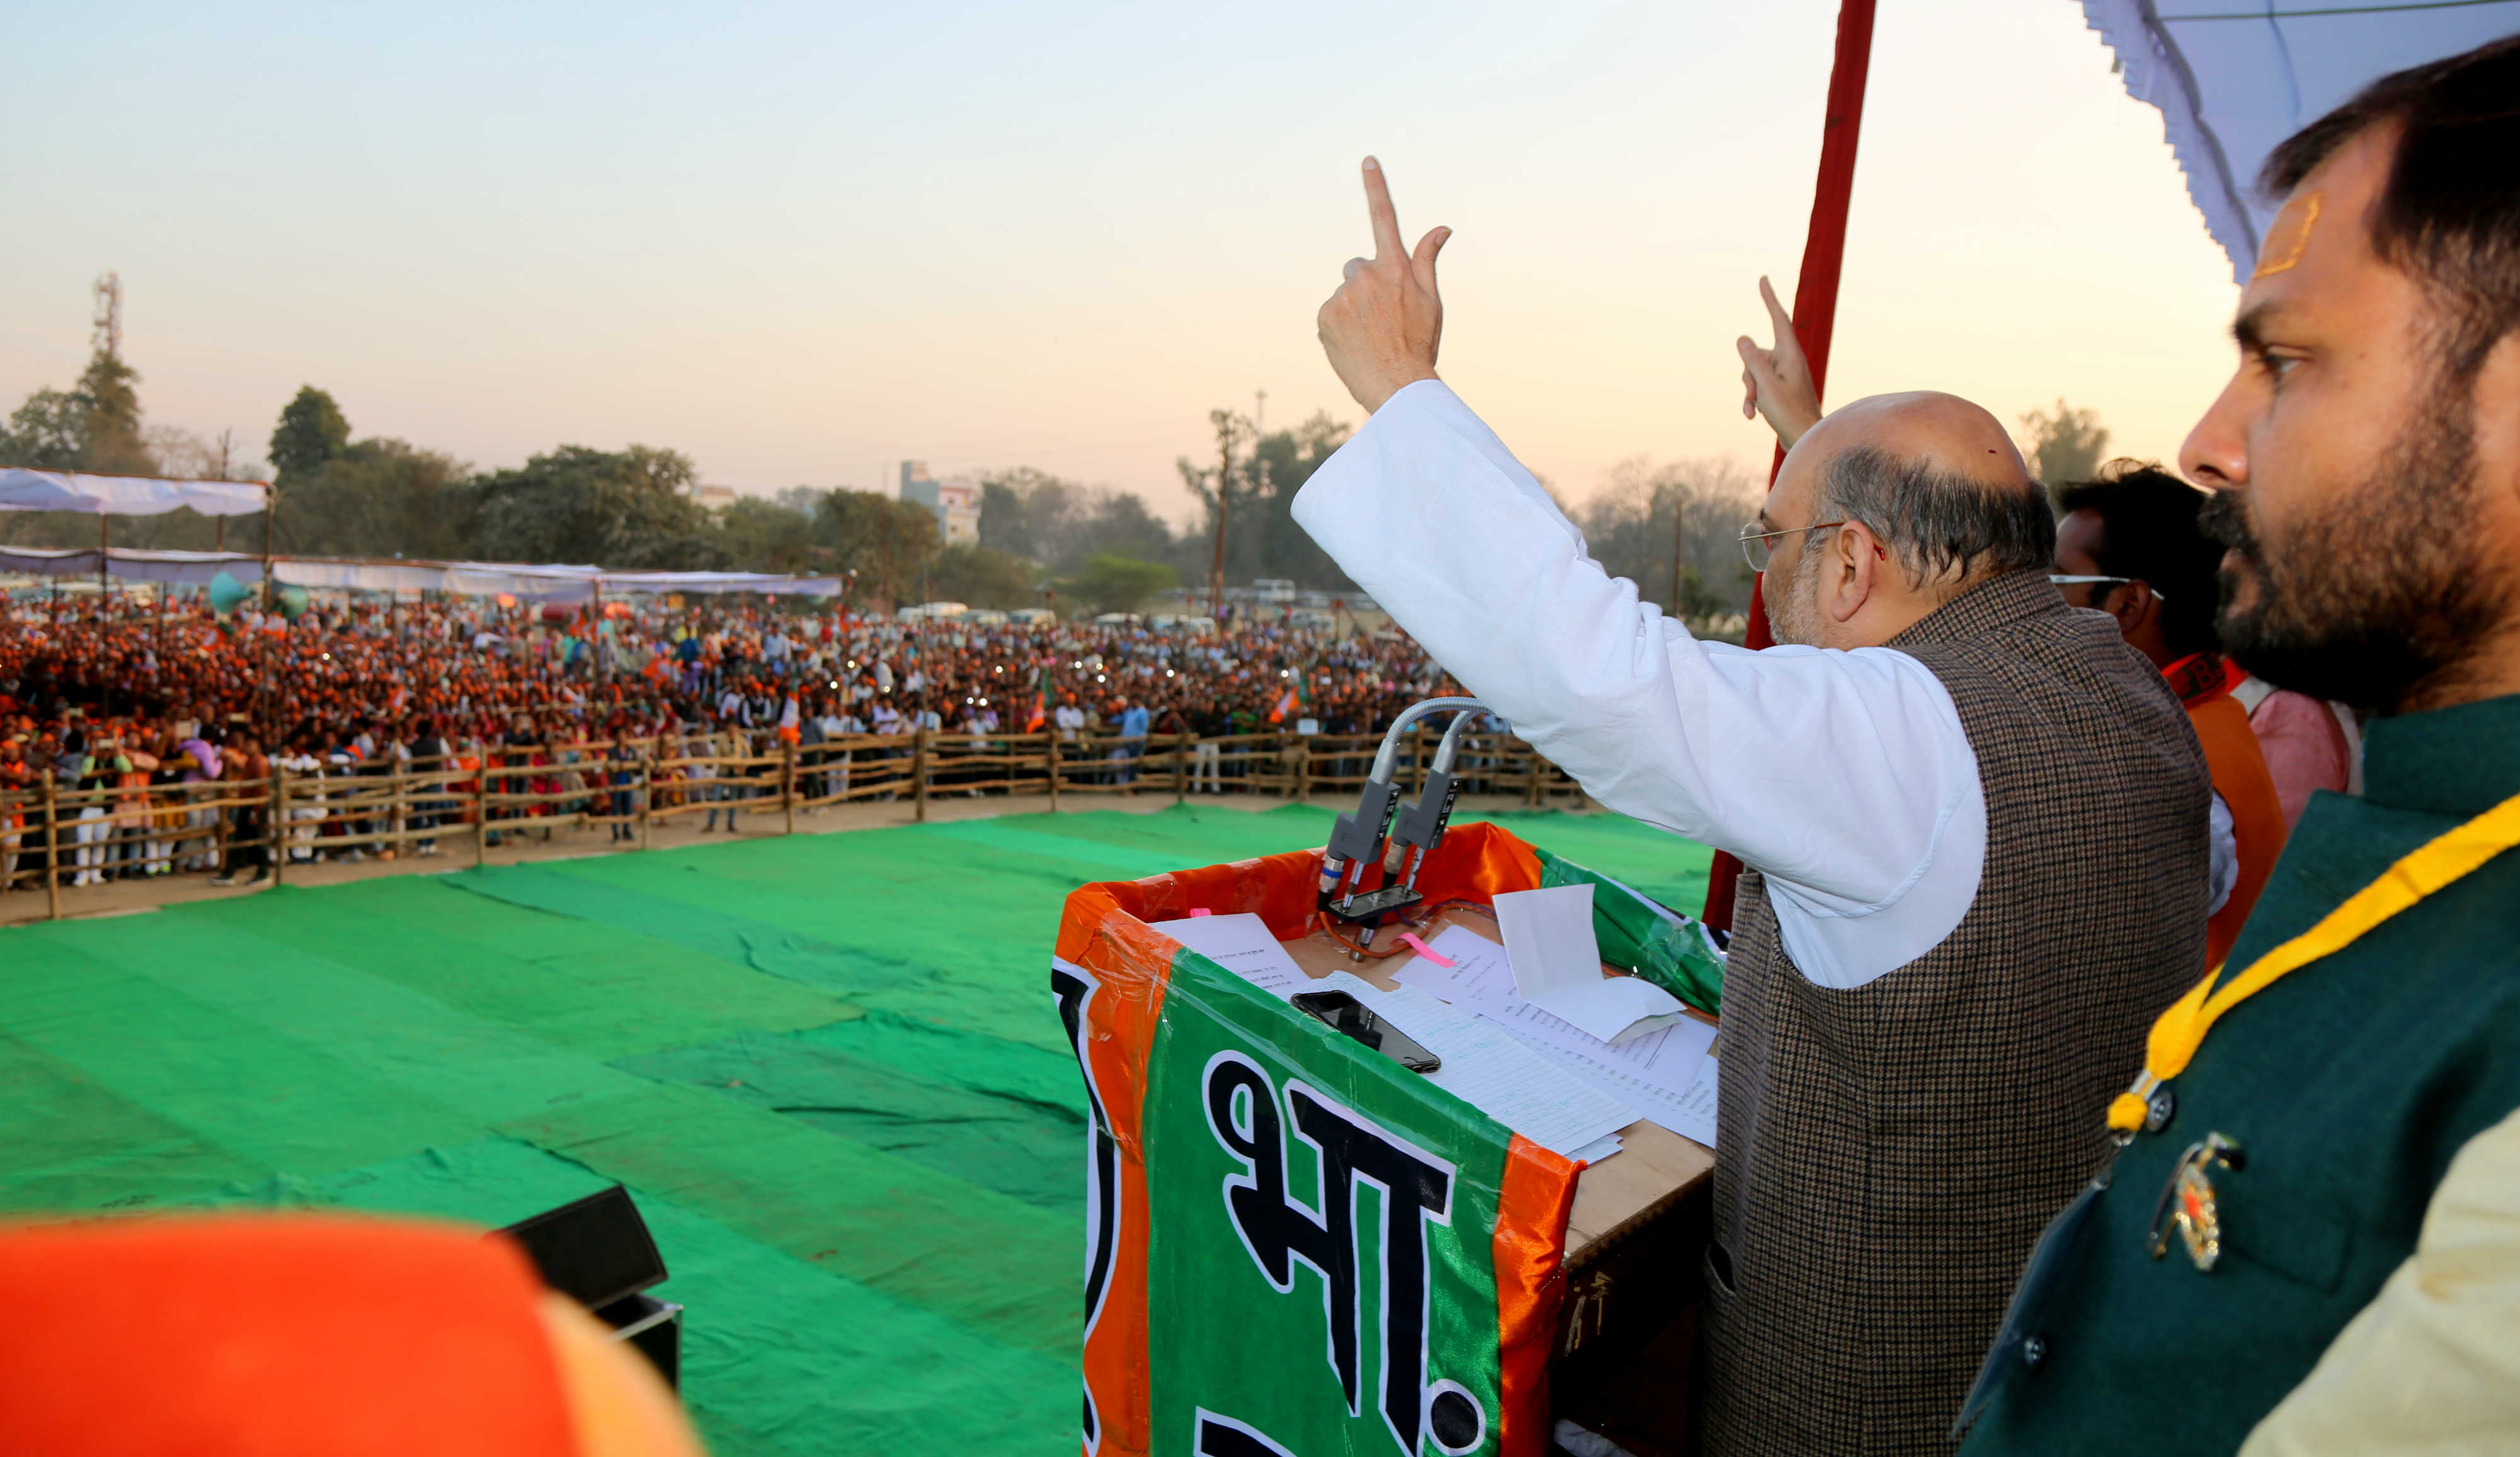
left=2254, top=190, right=2323, bottom=278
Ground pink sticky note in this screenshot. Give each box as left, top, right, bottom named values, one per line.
left=1396, top=932, right=1454, bottom=967
left=1186, top=907, right=1213, bottom=918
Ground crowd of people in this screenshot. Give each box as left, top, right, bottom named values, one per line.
left=0, top=34, right=2516, bottom=1457
left=0, top=590, right=1475, bottom=893
left=0, top=592, right=1463, bottom=745
left=4, top=32, right=2515, bottom=1457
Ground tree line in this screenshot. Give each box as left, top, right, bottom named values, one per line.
left=0, top=351, right=1392, bottom=614
left=7, top=333, right=2101, bottom=621
left=0, top=360, right=1766, bottom=620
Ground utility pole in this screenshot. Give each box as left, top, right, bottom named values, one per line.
left=1670, top=484, right=1686, bottom=619
left=1252, top=454, right=1271, bottom=601
left=1206, top=408, right=1239, bottom=620
left=215, top=430, right=234, bottom=552
left=1254, top=389, right=1267, bottom=439
left=262, top=484, right=278, bottom=606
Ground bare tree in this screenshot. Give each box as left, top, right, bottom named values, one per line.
left=1177, top=410, right=1254, bottom=614
left=145, top=424, right=265, bottom=481
left=2017, top=399, right=2111, bottom=486
left=1573, top=456, right=1764, bottom=623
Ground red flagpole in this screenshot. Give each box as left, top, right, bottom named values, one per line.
left=1702, top=0, right=1877, bottom=934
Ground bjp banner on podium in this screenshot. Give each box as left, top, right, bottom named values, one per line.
left=1051, top=824, right=1588, bottom=1457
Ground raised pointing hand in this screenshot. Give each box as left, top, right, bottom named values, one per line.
left=1738, top=275, right=1823, bottom=449
left=1317, top=158, right=1450, bottom=414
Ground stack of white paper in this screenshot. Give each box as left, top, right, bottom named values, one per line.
left=1149, top=913, right=1309, bottom=999
left=1395, top=924, right=1720, bottom=1148
left=1512, top=1032, right=1719, bottom=1148
left=1492, top=884, right=1685, bottom=1044
left=1310, top=972, right=1635, bottom=1161
left=1147, top=911, right=1690, bottom=1158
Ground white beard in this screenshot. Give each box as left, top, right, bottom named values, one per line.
left=1765, top=550, right=1824, bottom=647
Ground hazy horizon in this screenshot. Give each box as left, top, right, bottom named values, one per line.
left=3, top=1, right=2243, bottom=529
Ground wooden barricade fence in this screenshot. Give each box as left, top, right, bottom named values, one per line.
left=3, top=773, right=282, bottom=916
left=1, top=726, right=1593, bottom=924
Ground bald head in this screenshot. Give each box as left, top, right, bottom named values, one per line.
left=1802, top=391, right=2034, bottom=490
left=1770, top=390, right=2050, bottom=594
left=1761, top=391, right=2056, bottom=648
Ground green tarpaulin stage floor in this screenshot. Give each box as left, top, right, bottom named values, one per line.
left=0, top=804, right=1710, bottom=1456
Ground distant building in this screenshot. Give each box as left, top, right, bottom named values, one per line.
left=691, top=483, right=740, bottom=512
left=899, top=460, right=980, bottom=545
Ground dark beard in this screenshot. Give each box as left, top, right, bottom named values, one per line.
left=2199, top=389, right=2511, bottom=714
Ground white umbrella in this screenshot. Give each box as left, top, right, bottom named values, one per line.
left=2087, top=0, right=2520, bottom=283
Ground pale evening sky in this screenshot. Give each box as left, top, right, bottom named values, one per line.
left=1, top=1, right=2242, bottom=526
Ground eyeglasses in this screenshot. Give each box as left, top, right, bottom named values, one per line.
left=2049, top=574, right=2165, bottom=602
left=1738, top=520, right=1847, bottom=572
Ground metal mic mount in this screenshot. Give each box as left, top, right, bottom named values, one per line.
left=1320, top=696, right=1489, bottom=954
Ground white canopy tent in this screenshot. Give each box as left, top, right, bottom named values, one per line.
left=593, top=569, right=847, bottom=599
left=0, top=546, right=264, bottom=585
left=0, top=546, right=842, bottom=601
left=268, top=560, right=845, bottom=602
left=0, top=469, right=274, bottom=593
left=2085, top=0, right=2519, bottom=284
left=0, top=468, right=269, bottom=517
left=0, top=471, right=842, bottom=598
left=271, top=559, right=452, bottom=594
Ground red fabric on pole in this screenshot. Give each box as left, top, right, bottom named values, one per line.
left=1704, top=0, right=1877, bottom=933
left=1783, top=0, right=1876, bottom=408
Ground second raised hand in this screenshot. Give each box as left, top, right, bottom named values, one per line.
left=1738, top=274, right=1823, bottom=449
left=1316, top=157, right=1452, bottom=414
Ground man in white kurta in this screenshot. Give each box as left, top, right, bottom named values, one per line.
left=1297, top=374, right=1988, bottom=991
left=1294, top=158, right=2211, bottom=1454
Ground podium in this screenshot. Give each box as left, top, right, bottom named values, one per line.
left=1053, top=821, right=1716, bottom=1457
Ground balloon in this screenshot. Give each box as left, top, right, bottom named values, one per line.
left=276, top=585, right=311, bottom=622
left=207, top=572, right=247, bottom=617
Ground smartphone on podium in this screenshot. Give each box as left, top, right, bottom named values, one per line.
left=1290, top=990, right=1441, bottom=1074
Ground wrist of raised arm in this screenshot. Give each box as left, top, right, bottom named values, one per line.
left=1362, top=368, right=1441, bottom=415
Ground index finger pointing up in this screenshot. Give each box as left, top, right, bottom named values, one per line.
left=1362, top=156, right=1403, bottom=262
left=1758, top=275, right=1796, bottom=341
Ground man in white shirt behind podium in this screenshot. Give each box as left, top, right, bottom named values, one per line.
left=1292, top=159, right=2210, bottom=1456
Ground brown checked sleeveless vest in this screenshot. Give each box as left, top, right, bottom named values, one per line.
left=1700, top=569, right=2209, bottom=1456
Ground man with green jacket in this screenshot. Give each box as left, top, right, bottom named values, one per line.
left=1960, top=35, right=2520, bottom=1454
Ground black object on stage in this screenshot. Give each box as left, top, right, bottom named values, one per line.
left=498, top=1185, right=684, bottom=1390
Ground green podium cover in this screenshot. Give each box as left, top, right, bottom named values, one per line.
left=1053, top=822, right=1624, bottom=1457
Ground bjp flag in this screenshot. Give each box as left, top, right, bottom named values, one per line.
left=1051, top=824, right=1588, bottom=1457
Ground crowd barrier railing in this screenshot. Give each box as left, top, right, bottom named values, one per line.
left=0, top=725, right=1593, bottom=923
